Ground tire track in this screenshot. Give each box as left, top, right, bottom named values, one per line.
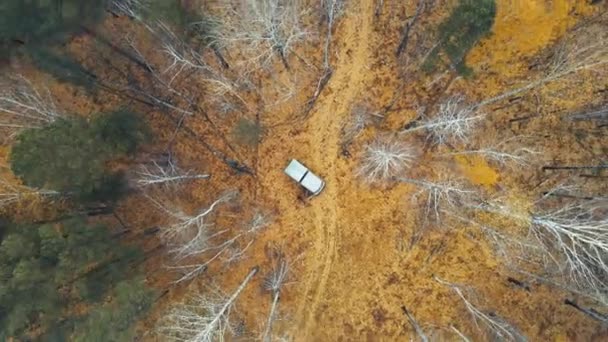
left=293, top=1, right=375, bottom=339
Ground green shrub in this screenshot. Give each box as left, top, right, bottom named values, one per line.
left=232, top=118, right=263, bottom=146
left=0, top=0, right=106, bottom=59
left=426, top=0, right=496, bottom=75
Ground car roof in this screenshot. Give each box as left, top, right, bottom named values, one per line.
left=301, top=172, right=324, bottom=193
left=284, top=159, right=307, bottom=181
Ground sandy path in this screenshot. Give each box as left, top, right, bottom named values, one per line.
left=292, top=1, right=375, bottom=339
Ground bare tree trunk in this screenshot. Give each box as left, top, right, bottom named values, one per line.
left=263, top=291, right=280, bottom=342
left=565, top=107, right=608, bottom=121
left=401, top=305, right=428, bottom=342
left=277, top=48, right=290, bottom=71
left=542, top=165, right=608, bottom=171
left=374, top=0, right=384, bottom=18
left=159, top=267, right=259, bottom=341
left=80, top=25, right=152, bottom=73
left=212, top=45, right=230, bottom=69
left=565, top=299, right=608, bottom=323
left=396, top=0, right=426, bottom=57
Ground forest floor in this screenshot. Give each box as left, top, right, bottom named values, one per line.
left=1, top=0, right=606, bottom=340
left=211, top=0, right=607, bottom=341
left=9, top=0, right=595, bottom=340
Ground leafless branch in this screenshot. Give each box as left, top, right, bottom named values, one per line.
left=441, top=136, right=540, bottom=167
left=358, top=137, right=418, bottom=183
left=401, top=305, right=429, bottom=342
left=215, top=0, right=312, bottom=70
left=0, top=178, right=60, bottom=209
left=397, top=177, right=476, bottom=224
left=158, top=267, right=259, bottom=342
left=262, top=252, right=290, bottom=342
left=0, top=75, right=62, bottom=134
left=401, top=96, right=483, bottom=145
left=135, top=159, right=209, bottom=189
left=434, top=276, right=527, bottom=341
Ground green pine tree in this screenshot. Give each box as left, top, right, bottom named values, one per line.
left=10, top=111, right=148, bottom=203
left=0, top=218, right=154, bottom=340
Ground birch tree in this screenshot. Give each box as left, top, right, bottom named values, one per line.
left=158, top=266, right=259, bottom=342
left=0, top=177, right=60, bottom=211
left=261, top=250, right=291, bottom=342
left=152, top=193, right=269, bottom=283
left=215, top=0, right=311, bottom=70
left=0, top=75, right=62, bottom=135
left=565, top=106, right=608, bottom=123
left=108, top=0, right=149, bottom=22
left=440, top=137, right=540, bottom=167
left=435, top=276, right=527, bottom=341
left=472, top=196, right=608, bottom=304
left=397, top=177, right=476, bottom=223
left=341, top=104, right=377, bottom=154
left=134, top=158, right=209, bottom=189
left=358, top=137, right=418, bottom=183
left=401, top=96, right=483, bottom=145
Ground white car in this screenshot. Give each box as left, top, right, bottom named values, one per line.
left=284, top=159, right=325, bottom=196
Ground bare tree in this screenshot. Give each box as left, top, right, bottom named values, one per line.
left=147, top=191, right=235, bottom=282
left=401, top=305, right=429, bottom=342
left=151, top=195, right=270, bottom=284
left=475, top=17, right=608, bottom=109
left=434, top=276, right=527, bottom=341
left=215, top=0, right=311, bottom=70
left=0, top=75, right=62, bottom=134
left=155, top=23, right=254, bottom=113
left=530, top=199, right=608, bottom=295
left=222, top=210, right=273, bottom=265
left=152, top=191, right=237, bottom=260
left=135, top=159, right=209, bottom=189
left=450, top=325, right=472, bottom=342
left=395, top=0, right=427, bottom=57
left=358, top=137, right=418, bottom=183
left=440, top=137, right=540, bottom=167
left=396, top=177, right=475, bottom=224
left=342, top=105, right=372, bottom=143
left=401, top=96, right=483, bottom=145
left=108, top=0, right=149, bottom=22
left=321, top=0, right=346, bottom=69
left=0, top=177, right=60, bottom=210
left=565, top=106, right=608, bottom=123
left=158, top=266, right=259, bottom=342
left=472, top=196, right=608, bottom=303
left=262, top=252, right=290, bottom=342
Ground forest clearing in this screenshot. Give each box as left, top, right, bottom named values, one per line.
left=1, top=0, right=608, bottom=341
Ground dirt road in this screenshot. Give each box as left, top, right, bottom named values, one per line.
left=255, top=0, right=376, bottom=339
left=292, top=0, right=375, bottom=339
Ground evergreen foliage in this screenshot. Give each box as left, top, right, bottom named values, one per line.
left=71, top=278, right=155, bottom=342
left=0, top=0, right=107, bottom=58
left=424, top=0, right=496, bottom=75
left=10, top=111, right=148, bottom=202
left=0, top=218, right=153, bottom=340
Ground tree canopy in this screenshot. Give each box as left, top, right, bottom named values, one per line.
left=0, top=217, right=154, bottom=340
left=10, top=110, right=149, bottom=202
left=0, top=0, right=107, bottom=58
